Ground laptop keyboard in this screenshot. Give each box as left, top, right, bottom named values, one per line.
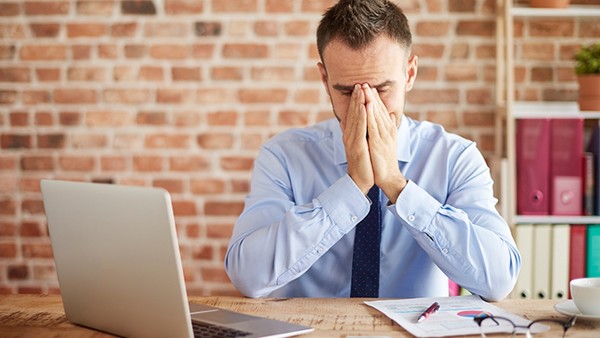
left=192, top=321, right=252, bottom=337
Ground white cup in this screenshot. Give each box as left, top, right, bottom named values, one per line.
left=570, top=278, right=600, bottom=316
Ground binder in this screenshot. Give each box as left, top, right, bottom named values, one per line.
left=569, top=224, right=586, bottom=298
left=516, top=119, right=550, bottom=215
left=514, top=224, right=534, bottom=299
left=533, top=224, right=552, bottom=299
left=583, top=153, right=594, bottom=216
left=587, top=224, right=600, bottom=277
left=551, top=224, right=570, bottom=300
left=587, top=124, right=600, bottom=215
left=550, top=118, right=583, bottom=215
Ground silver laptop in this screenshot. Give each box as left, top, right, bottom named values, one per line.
left=41, top=179, right=313, bottom=338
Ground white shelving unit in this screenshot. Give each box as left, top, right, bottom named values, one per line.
left=495, top=0, right=600, bottom=226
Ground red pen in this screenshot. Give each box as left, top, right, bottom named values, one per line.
left=417, top=302, right=440, bottom=323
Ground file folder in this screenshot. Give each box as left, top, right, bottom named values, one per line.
left=569, top=224, right=586, bottom=298
left=587, top=225, right=600, bottom=277
left=514, top=224, right=534, bottom=299
left=516, top=119, right=550, bottom=215
left=550, top=118, right=583, bottom=215
left=533, top=224, right=552, bottom=299
left=551, top=224, right=570, bottom=300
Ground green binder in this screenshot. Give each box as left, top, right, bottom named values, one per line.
left=587, top=225, right=600, bottom=277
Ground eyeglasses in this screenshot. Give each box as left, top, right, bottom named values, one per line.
left=473, top=313, right=576, bottom=338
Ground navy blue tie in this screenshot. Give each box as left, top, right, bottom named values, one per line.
left=350, top=185, right=381, bottom=297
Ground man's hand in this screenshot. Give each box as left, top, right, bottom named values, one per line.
left=363, top=84, right=407, bottom=203
left=342, top=84, right=374, bottom=194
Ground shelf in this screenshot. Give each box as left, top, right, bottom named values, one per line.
left=512, top=5, right=600, bottom=17
left=512, top=101, right=600, bottom=119
left=514, top=215, right=600, bottom=224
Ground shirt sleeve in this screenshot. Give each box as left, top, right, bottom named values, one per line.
left=224, top=146, right=369, bottom=298
left=388, top=143, right=521, bottom=301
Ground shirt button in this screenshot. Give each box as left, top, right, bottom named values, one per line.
left=351, top=215, right=358, bottom=222
left=408, top=214, right=415, bottom=222
left=442, top=248, right=448, bottom=254
left=316, top=247, right=324, bottom=254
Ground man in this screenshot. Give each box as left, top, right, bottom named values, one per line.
left=225, top=0, right=520, bottom=301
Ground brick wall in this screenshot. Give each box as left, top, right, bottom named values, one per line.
left=1, top=0, right=599, bottom=296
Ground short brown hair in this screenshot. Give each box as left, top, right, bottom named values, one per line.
left=316, top=0, right=412, bottom=61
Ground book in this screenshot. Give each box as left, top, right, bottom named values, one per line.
left=586, top=124, right=600, bottom=215
left=550, top=118, right=583, bottom=215
left=587, top=224, right=600, bottom=277
left=516, top=119, right=550, bottom=215
left=569, top=224, right=587, bottom=290
left=583, top=153, right=595, bottom=216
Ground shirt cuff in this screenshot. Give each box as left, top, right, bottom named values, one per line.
left=389, top=180, right=441, bottom=233
left=317, top=174, right=370, bottom=233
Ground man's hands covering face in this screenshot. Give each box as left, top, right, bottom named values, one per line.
left=341, top=83, right=407, bottom=204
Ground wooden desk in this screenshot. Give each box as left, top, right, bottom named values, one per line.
left=0, top=295, right=598, bottom=337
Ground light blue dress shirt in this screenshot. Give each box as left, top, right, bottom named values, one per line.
left=225, top=115, right=520, bottom=301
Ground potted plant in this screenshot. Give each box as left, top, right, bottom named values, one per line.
left=575, top=43, right=600, bottom=111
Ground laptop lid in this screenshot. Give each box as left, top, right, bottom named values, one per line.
left=42, top=179, right=194, bottom=337
left=41, top=179, right=313, bottom=338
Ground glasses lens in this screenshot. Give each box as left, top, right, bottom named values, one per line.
left=478, top=316, right=516, bottom=337
left=529, top=320, right=568, bottom=337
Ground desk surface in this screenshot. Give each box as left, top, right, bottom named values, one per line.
left=0, top=295, right=598, bottom=337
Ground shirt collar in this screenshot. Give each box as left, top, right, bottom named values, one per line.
left=333, top=114, right=413, bottom=165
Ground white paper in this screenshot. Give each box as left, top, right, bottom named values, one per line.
left=365, top=295, right=545, bottom=337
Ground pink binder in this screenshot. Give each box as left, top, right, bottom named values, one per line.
left=516, top=119, right=550, bottom=215
left=550, top=118, right=583, bottom=215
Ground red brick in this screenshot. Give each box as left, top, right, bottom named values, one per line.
left=301, top=0, right=336, bottom=12
left=133, top=156, right=164, bottom=172
left=266, top=0, right=293, bottom=12
left=86, top=109, right=132, bottom=127
left=416, top=21, right=450, bottom=37
left=72, top=45, right=92, bottom=59
left=0, top=3, right=20, bottom=16
left=169, top=156, right=210, bottom=171
left=145, top=134, right=190, bottom=149
left=20, top=45, right=67, bottom=60
left=172, top=200, right=197, bottom=216
left=98, top=44, right=118, bottom=58
left=192, top=245, right=213, bottom=259
left=192, top=44, right=215, bottom=59
left=157, top=89, right=193, bottom=103
left=464, top=111, right=495, bottom=127
left=59, top=156, right=95, bottom=171
left=8, top=265, right=28, bottom=280
left=22, top=242, right=53, bottom=258
left=54, top=89, right=97, bottom=104
left=0, top=221, right=17, bottom=236
left=25, top=1, right=69, bottom=15
left=221, top=157, right=254, bottom=171
left=207, top=111, right=238, bottom=126
left=231, top=179, right=249, bottom=193
left=255, top=21, right=279, bottom=36
left=190, top=178, right=226, bottom=195
left=245, top=110, right=271, bottom=126
left=23, top=90, right=51, bottom=104
left=36, top=68, right=60, bottom=82
left=136, top=111, right=167, bottom=125
left=196, top=88, right=236, bottom=104
left=207, top=223, right=234, bottom=239
left=172, top=67, right=201, bottom=81
left=37, top=133, right=66, bottom=149
left=204, top=201, right=244, bottom=216
left=1, top=134, right=31, bottom=149
left=251, top=67, right=295, bottom=81
left=9, top=112, right=28, bottom=126
left=522, top=43, right=554, bottom=61
left=0, top=199, right=16, bottom=216
left=530, top=20, right=574, bottom=37
left=112, top=22, right=137, bottom=37
left=278, top=110, right=309, bottom=126
left=580, top=20, right=600, bottom=37
left=284, top=20, right=310, bottom=36
left=165, top=0, right=203, bottom=14
left=153, top=179, right=184, bottom=194
left=0, top=243, right=17, bottom=258
left=239, top=89, right=287, bottom=103
left=412, top=43, right=445, bottom=58
left=294, top=89, right=321, bottom=104
left=67, top=67, right=106, bottom=81
left=104, top=89, right=151, bottom=104
left=67, top=23, right=107, bottom=37
left=0, top=156, right=17, bottom=171
left=407, top=89, right=459, bottom=104
left=150, top=45, right=188, bottom=59
left=139, top=66, right=164, bottom=81
left=467, top=89, right=492, bottom=105
left=449, top=0, right=475, bottom=12
left=101, top=156, right=127, bottom=171
left=0, top=44, right=16, bottom=60
left=456, top=20, right=495, bottom=36
left=0, top=90, right=17, bottom=104
left=211, top=67, right=243, bottom=81
left=212, top=0, right=257, bottom=12
left=222, top=44, right=269, bottom=59
left=59, top=111, right=82, bottom=126
left=71, top=134, right=107, bottom=148
left=425, top=110, right=458, bottom=129
left=444, top=64, right=478, bottom=81
left=124, top=44, right=146, bottom=58
left=30, top=23, right=60, bottom=37
left=197, top=133, right=234, bottom=149
left=145, top=22, right=188, bottom=37
left=121, top=0, right=156, bottom=15
left=76, top=0, right=115, bottom=16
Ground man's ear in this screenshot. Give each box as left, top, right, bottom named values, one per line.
left=405, top=55, right=418, bottom=92
left=317, top=62, right=330, bottom=97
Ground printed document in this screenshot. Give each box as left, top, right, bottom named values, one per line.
left=366, top=295, right=545, bottom=337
